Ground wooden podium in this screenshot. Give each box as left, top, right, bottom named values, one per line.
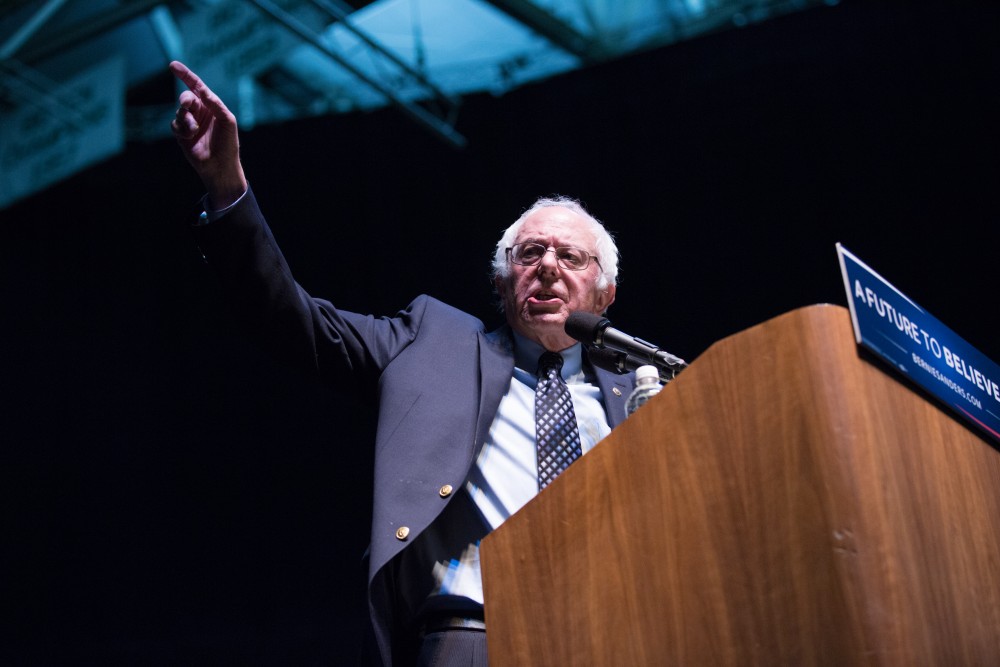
left=481, top=305, right=1000, bottom=666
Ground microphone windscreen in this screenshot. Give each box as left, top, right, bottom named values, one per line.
left=565, top=312, right=608, bottom=344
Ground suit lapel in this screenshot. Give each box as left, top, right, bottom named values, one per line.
left=593, top=363, right=634, bottom=429
left=475, top=327, right=516, bottom=452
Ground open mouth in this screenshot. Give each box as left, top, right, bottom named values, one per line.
left=531, top=290, right=561, bottom=303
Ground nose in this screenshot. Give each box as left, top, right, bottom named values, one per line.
left=537, top=247, right=561, bottom=275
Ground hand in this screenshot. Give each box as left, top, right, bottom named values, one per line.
left=169, top=60, right=248, bottom=210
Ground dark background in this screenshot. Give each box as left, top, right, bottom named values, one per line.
left=3, top=1, right=998, bottom=663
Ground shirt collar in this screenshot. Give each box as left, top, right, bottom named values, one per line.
left=511, top=330, right=584, bottom=381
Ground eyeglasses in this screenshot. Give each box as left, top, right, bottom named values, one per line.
left=506, top=242, right=600, bottom=271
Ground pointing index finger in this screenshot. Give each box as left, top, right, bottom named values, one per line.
left=169, top=60, right=232, bottom=119
left=169, top=60, right=200, bottom=90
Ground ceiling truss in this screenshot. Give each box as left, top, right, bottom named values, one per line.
left=0, top=0, right=831, bottom=209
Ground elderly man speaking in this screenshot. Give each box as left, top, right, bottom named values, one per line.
left=169, top=60, right=634, bottom=667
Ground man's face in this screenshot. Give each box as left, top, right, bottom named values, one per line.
left=496, top=206, right=616, bottom=351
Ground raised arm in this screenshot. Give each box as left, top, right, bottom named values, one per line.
left=167, top=63, right=435, bottom=383
left=169, top=60, right=248, bottom=210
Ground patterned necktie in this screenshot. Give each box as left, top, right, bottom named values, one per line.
left=535, top=351, right=583, bottom=490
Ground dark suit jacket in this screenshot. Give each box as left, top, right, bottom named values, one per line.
left=193, top=188, right=636, bottom=665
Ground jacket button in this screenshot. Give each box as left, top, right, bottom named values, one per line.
left=438, top=484, right=453, bottom=498
left=395, top=526, right=410, bottom=541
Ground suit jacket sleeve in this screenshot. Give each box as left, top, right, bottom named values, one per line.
left=191, top=186, right=427, bottom=388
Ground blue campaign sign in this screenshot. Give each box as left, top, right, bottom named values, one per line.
left=837, top=244, right=1000, bottom=443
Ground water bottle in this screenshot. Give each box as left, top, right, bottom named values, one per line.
left=625, top=365, right=662, bottom=416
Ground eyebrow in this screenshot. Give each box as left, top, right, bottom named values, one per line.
left=519, top=237, right=581, bottom=247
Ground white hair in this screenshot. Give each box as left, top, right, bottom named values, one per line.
left=491, top=195, right=619, bottom=292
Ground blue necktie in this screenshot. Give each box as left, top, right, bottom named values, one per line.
left=535, top=351, right=583, bottom=490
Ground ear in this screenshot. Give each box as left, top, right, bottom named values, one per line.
left=494, top=275, right=506, bottom=299
left=595, top=283, right=616, bottom=314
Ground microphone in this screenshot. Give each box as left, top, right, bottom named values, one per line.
left=566, top=312, right=687, bottom=380
left=587, top=346, right=677, bottom=384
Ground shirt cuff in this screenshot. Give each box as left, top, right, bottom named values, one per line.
left=196, top=185, right=249, bottom=225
